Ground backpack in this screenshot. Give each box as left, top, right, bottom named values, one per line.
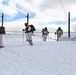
left=43, top=30, right=49, bottom=35
left=0, top=26, right=5, bottom=34
left=57, top=30, right=63, bottom=35
left=30, top=25, right=36, bottom=32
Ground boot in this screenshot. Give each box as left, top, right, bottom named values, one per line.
left=28, top=40, right=33, bottom=46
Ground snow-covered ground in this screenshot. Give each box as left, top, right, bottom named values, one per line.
left=0, top=37, right=76, bottom=75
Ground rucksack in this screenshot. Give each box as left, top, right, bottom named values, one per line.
left=30, top=25, right=36, bottom=32
left=43, top=30, right=49, bottom=35
left=57, top=30, right=63, bottom=35
left=0, top=26, right=5, bottom=34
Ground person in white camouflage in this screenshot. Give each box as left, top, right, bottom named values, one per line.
left=55, top=27, right=63, bottom=41
left=0, top=26, right=6, bottom=48
left=41, top=27, right=49, bottom=41
left=23, top=23, right=36, bottom=46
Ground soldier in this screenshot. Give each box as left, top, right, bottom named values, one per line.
left=0, top=26, right=6, bottom=48
left=23, top=23, right=36, bottom=46
left=41, top=27, right=49, bottom=41
left=55, top=27, right=63, bottom=41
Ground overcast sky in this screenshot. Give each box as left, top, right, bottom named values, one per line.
left=0, top=0, right=76, bottom=32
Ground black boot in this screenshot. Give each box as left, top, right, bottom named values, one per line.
left=28, top=40, right=33, bottom=46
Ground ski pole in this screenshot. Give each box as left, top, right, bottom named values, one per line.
left=22, top=29, right=25, bottom=43
left=32, top=34, right=42, bottom=37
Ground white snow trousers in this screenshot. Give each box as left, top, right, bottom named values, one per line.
left=57, top=34, right=61, bottom=41
left=0, top=34, right=3, bottom=46
left=42, top=35, right=47, bottom=41
left=25, top=32, right=32, bottom=42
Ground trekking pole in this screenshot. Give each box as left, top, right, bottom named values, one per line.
left=47, top=34, right=49, bottom=41
left=4, top=34, right=10, bottom=36
left=22, top=29, right=25, bottom=43
left=32, top=34, right=42, bottom=37
left=54, top=32, right=57, bottom=40
left=50, top=37, right=57, bottom=40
